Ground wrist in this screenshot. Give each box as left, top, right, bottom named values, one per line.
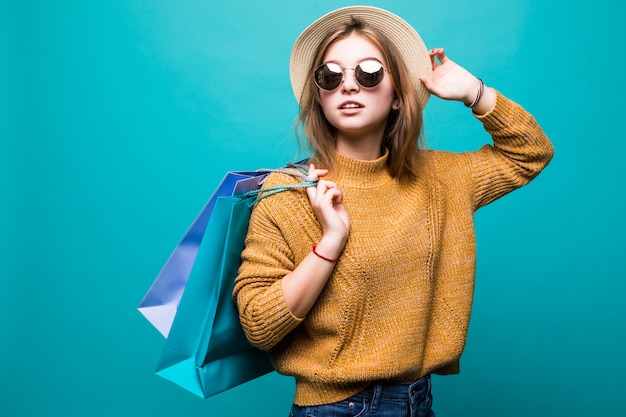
left=470, top=87, right=496, bottom=115
left=464, top=78, right=484, bottom=108
left=312, top=244, right=338, bottom=263
left=313, top=234, right=346, bottom=261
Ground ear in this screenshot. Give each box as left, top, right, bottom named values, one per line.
left=392, top=99, right=401, bottom=110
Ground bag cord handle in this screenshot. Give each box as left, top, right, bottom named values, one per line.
left=246, top=163, right=318, bottom=205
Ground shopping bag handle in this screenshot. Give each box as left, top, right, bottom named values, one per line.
left=246, top=163, right=318, bottom=205
left=256, top=162, right=313, bottom=182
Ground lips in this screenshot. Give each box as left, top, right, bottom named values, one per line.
left=339, top=101, right=363, bottom=109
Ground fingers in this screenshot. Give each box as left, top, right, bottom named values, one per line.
left=420, top=48, right=449, bottom=92
left=428, top=48, right=447, bottom=68
left=306, top=163, right=334, bottom=201
left=306, top=178, right=341, bottom=205
left=305, top=163, right=344, bottom=215
left=419, top=75, right=434, bottom=91
left=419, top=73, right=442, bottom=96
left=305, top=163, right=344, bottom=206
left=304, top=163, right=350, bottom=241
left=308, top=181, right=347, bottom=238
left=306, top=163, right=327, bottom=200
left=307, top=163, right=328, bottom=181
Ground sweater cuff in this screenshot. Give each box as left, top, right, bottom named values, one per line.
left=474, top=89, right=523, bottom=133
left=474, top=88, right=504, bottom=125
left=244, top=279, right=304, bottom=350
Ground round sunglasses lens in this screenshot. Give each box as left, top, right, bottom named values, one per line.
left=355, top=60, right=385, bottom=88
left=314, top=63, right=342, bottom=90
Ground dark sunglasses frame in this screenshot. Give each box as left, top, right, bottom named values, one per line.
left=313, top=60, right=387, bottom=91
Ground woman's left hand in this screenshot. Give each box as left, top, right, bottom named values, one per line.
left=419, top=48, right=494, bottom=113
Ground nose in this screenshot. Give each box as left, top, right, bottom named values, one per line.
left=341, top=68, right=360, bottom=93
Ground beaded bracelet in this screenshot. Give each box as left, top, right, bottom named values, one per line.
left=465, top=78, right=484, bottom=108
left=312, top=244, right=338, bottom=263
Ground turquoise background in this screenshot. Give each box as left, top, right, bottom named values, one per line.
left=2, top=0, right=624, bottom=416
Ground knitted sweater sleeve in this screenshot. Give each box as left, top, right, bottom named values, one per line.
left=233, top=174, right=311, bottom=351
left=469, top=90, right=554, bottom=209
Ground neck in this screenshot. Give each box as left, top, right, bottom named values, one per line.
left=335, top=132, right=384, bottom=161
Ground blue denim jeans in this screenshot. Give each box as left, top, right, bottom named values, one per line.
left=289, top=375, right=435, bottom=417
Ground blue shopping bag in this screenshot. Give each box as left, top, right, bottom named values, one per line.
left=143, top=164, right=314, bottom=398
left=138, top=171, right=265, bottom=337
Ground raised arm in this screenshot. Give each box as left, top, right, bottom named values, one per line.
left=421, top=48, right=554, bottom=208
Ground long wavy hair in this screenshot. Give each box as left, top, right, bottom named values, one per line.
left=295, top=17, right=428, bottom=183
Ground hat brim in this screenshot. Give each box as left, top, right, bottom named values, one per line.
left=289, top=6, right=432, bottom=108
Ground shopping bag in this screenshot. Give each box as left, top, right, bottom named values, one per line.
left=137, top=170, right=265, bottom=337
left=151, top=165, right=314, bottom=398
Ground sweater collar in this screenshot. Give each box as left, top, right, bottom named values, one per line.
left=329, top=149, right=393, bottom=189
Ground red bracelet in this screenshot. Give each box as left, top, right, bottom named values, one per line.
left=312, top=244, right=338, bottom=263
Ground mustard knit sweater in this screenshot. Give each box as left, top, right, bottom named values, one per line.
left=233, top=91, right=554, bottom=406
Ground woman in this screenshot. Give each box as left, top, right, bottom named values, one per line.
left=234, top=6, right=553, bottom=417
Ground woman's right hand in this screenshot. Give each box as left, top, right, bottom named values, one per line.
left=306, top=163, right=350, bottom=253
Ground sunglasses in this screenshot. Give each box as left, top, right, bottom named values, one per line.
left=313, top=59, right=387, bottom=91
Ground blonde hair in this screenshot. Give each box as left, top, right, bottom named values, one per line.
left=295, top=17, right=428, bottom=182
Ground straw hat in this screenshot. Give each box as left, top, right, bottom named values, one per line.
left=289, top=5, right=432, bottom=108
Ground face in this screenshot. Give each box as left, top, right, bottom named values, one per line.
left=318, top=34, right=396, bottom=145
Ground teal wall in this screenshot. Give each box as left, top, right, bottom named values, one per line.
left=2, top=0, right=624, bottom=416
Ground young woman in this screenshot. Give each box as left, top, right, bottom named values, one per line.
left=234, top=6, right=553, bottom=417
